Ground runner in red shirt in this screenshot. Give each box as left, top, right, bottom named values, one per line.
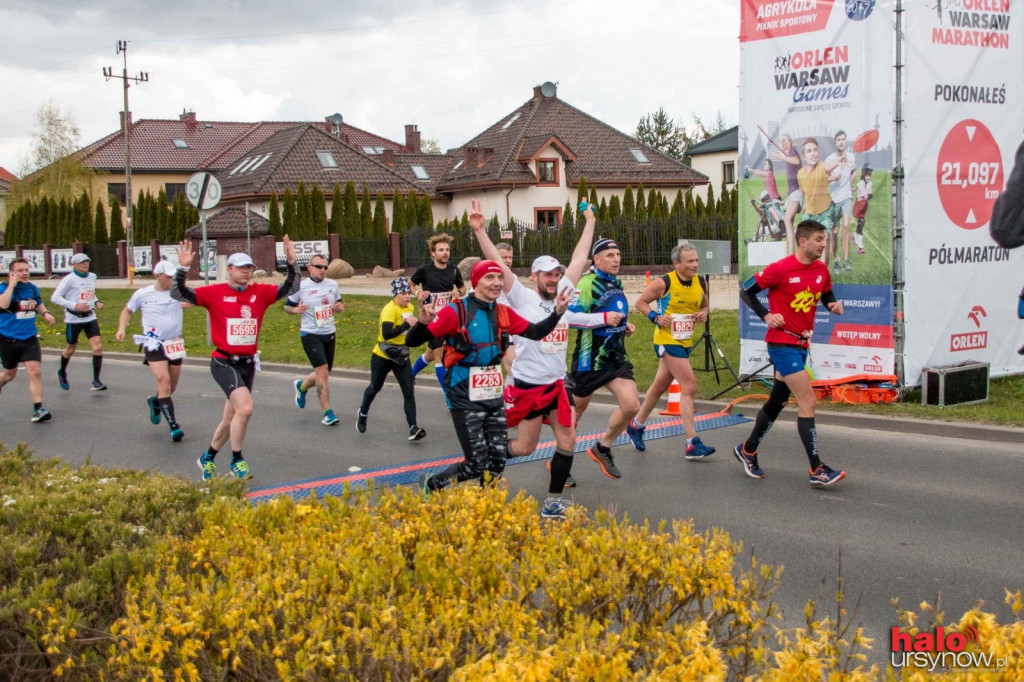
left=735, top=220, right=847, bottom=487
left=172, top=236, right=299, bottom=480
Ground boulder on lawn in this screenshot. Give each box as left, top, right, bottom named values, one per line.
left=327, top=259, right=355, bottom=279
left=371, top=265, right=395, bottom=278
left=457, top=256, right=480, bottom=284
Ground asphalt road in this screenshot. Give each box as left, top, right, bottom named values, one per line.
left=1, top=352, right=1021, bottom=666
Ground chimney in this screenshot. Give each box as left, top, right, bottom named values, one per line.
left=382, top=148, right=396, bottom=167
left=179, top=110, right=197, bottom=124
left=465, top=147, right=478, bottom=166
left=533, top=85, right=543, bottom=100
left=404, top=124, right=421, bottom=153
left=119, top=110, right=132, bottom=130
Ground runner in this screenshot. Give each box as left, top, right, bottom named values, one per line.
left=568, top=236, right=639, bottom=480
left=171, top=238, right=300, bottom=480
left=51, top=253, right=106, bottom=391
left=409, top=259, right=569, bottom=494
left=285, top=253, right=344, bottom=426
left=472, top=200, right=605, bottom=518
left=734, top=219, right=847, bottom=487
left=0, top=258, right=57, bottom=422
left=628, top=242, right=716, bottom=459
left=114, top=261, right=191, bottom=441
left=409, top=233, right=466, bottom=388
left=357, top=277, right=425, bottom=441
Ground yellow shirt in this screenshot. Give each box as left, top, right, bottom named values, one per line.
left=652, top=271, right=705, bottom=348
left=797, top=162, right=832, bottom=215
left=372, top=300, right=416, bottom=360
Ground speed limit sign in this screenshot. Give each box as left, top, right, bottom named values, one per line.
left=186, top=172, right=222, bottom=210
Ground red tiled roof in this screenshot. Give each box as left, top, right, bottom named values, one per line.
left=0, top=167, right=16, bottom=183
left=216, top=125, right=430, bottom=200
left=437, top=92, right=707, bottom=191
left=517, top=134, right=576, bottom=162
left=78, top=118, right=408, bottom=173
left=384, top=153, right=453, bottom=194
left=185, top=207, right=270, bottom=237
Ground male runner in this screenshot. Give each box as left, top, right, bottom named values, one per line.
left=114, top=261, right=190, bottom=441
left=0, top=258, right=57, bottom=422
left=796, top=138, right=840, bottom=274
left=286, top=253, right=344, bottom=426
left=824, top=130, right=857, bottom=273
left=171, top=239, right=299, bottom=480
left=472, top=201, right=605, bottom=518
left=51, top=253, right=106, bottom=391
left=734, top=219, right=847, bottom=487
left=358, top=277, right=424, bottom=440
left=568, top=236, right=638, bottom=480
left=628, top=242, right=715, bottom=459
left=410, top=233, right=465, bottom=388
left=409, top=259, right=569, bottom=494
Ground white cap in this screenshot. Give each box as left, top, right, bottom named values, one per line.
left=531, top=255, right=565, bottom=274
left=227, top=253, right=255, bottom=267
left=759, top=190, right=771, bottom=201
left=152, top=261, right=175, bottom=276
left=70, top=253, right=90, bottom=264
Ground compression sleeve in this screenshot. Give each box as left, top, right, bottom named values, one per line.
left=739, top=276, right=770, bottom=319
left=381, top=321, right=410, bottom=340
left=563, top=311, right=608, bottom=329
left=513, top=310, right=561, bottom=341
left=170, top=267, right=198, bottom=305
left=275, top=263, right=300, bottom=301
left=821, top=289, right=838, bottom=307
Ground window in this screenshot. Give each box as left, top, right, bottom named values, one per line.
left=536, top=159, right=557, bottom=185
left=722, top=161, right=736, bottom=184
left=629, top=148, right=650, bottom=163
left=236, top=156, right=261, bottom=174
left=172, top=138, right=188, bottom=149
left=411, top=165, right=429, bottom=180
left=107, top=183, right=127, bottom=205
left=165, top=183, right=186, bottom=203
left=452, top=159, right=464, bottom=171
left=229, top=157, right=251, bottom=175
left=535, top=208, right=560, bottom=229
left=362, top=146, right=385, bottom=155
left=501, top=112, right=522, bottom=130
left=249, top=152, right=272, bottom=172
left=316, top=150, right=338, bottom=168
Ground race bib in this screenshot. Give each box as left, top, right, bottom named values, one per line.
left=431, top=292, right=452, bottom=308
left=16, top=300, right=36, bottom=320
left=161, top=337, right=187, bottom=360
left=540, top=322, right=569, bottom=354
left=313, top=305, right=334, bottom=328
left=79, top=288, right=96, bottom=302
left=226, top=318, right=258, bottom=346
left=468, top=365, right=503, bottom=401
left=670, top=314, right=696, bottom=341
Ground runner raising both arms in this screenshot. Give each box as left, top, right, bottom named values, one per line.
left=172, top=238, right=300, bottom=480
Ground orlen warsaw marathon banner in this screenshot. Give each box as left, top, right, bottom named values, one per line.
left=902, top=0, right=1024, bottom=384
left=738, top=0, right=895, bottom=380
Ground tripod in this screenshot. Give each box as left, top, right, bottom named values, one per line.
left=689, top=275, right=740, bottom=385
left=710, top=359, right=775, bottom=400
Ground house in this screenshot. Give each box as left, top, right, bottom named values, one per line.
left=436, top=84, right=708, bottom=227
left=685, top=126, right=738, bottom=194
left=0, top=167, right=15, bottom=244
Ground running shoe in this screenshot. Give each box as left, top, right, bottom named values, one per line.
left=322, top=410, right=339, bottom=426
left=146, top=395, right=161, bottom=424
left=626, top=419, right=647, bottom=451
left=230, top=458, right=250, bottom=479
left=356, top=411, right=367, bottom=433
left=294, top=380, right=307, bottom=409
left=856, top=247, right=866, bottom=255
left=90, top=380, right=107, bottom=391
left=541, top=497, right=572, bottom=520
left=809, top=464, right=846, bottom=487
left=685, top=437, right=716, bottom=460
left=418, top=471, right=433, bottom=498
left=56, top=369, right=69, bottom=391
left=832, top=259, right=841, bottom=275
left=170, top=426, right=184, bottom=442
left=545, top=459, right=577, bottom=488
left=197, top=452, right=216, bottom=481
left=843, top=259, right=853, bottom=271
left=31, top=406, right=52, bottom=423
left=408, top=425, right=426, bottom=441
left=587, top=444, right=622, bottom=479
left=732, top=443, right=765, bottom=479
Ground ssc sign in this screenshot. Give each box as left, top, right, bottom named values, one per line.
left=186, top=172, right=222, bottom=210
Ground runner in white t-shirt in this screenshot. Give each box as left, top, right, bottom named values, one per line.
left=472, top=203, right=608, bottom=520
left=51, top=253, right=106, bottom=391
left=115, top=261, right=191, bottom=441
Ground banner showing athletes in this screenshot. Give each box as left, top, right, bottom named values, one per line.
left=902, top=0, right=1024, bottom=384
left=738, top=0, right=895, bottom=380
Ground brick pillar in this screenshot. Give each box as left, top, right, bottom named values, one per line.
left=389, top=232, right=402, bottom=270
left=117, top=240, right=128, bottom=278
left=328, top=233, right=340, bottom=261
left=150, top=239, right=161, bottom=271
left=42, top=243, right=53, bottom=279
left=15, top=245, right=25, bottom=258
left=71, top=241, right=84, bottom=255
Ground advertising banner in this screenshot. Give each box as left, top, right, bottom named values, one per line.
left=132, top=246, right=153, bottom=273
left=0, top=251, right=16, bottom=274
left=902, top=0, right=1024, bottom=384
left=738, top=0, right=895, bottom=380
left=51, top=248, right=74, bottom=274
left=22, top=250, right=45, bottom=275
left=158, top=245, right=180, bottom=269
left=276, top=240, right=328, bottom=269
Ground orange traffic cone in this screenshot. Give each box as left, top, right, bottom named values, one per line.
left=659, top=380, right=681, bottom=415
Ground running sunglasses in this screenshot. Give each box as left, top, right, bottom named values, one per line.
left=308, top=264, right=328, bottom=270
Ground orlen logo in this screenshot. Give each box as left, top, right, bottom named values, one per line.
left=950, top=305, right=988, bottom=352
left=891, top=625, right=1006, bottom=671
left=864, top=355, right=882, bottom=372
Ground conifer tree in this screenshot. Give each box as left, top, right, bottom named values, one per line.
left=609, top=194, right=622, bottom=221
left=648, top=188, right=658, bottom=218
left=295, top=182, right=311, bottom=240
left=598, top=197, right=610, bottom=223
left=359, top=185, right=373, bottom=238
left=311, top=184, right=328, bottom=237
left=342, top=182, right=359, bottom=239
left=328, top=185, right=342, bottom=235
left=706, top=183, right=716, bottom=219
left=695, top=195, right=706, bottom=219
left=154, top=188, right=168, bottom=242
left=109, top=197, right=126, bottom=242
left=373, top=193, right=387, bottom=237
left=268, top=193, right=283, bottom=238
left=55, top=198, right=69, bottom=244
left=282, top=187, right=296, bottom=236
left=671, top=190, right=685, bottom=219
left=391, top=192, right=406, bottom=234
left=622, top=186, right=635, bottom=221
left=589, top=188, right=598, bottom=209
left=576, top=176, right=588, bottom=206
left=562, top=201, right=575, bottom=231
left=685, top=189, right=696, bottom=216
left=417, top=193, right=433, bottom=232
left=460, top=210, right=470, bottom=230
left=405, top=190, right=419, bottom=230
left=76, top=191, right=93, bottom=243
left=635, top=183, right=647, bottom=224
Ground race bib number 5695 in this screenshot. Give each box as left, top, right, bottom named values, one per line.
left=227, top=318, right=258, bottom=346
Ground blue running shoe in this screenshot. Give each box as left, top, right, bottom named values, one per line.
left=322, top=410, right=339, bottom=426
left=625, top=419, right=647, bottom=451
left=732, top=444, right=765, bottom=479
left=809, top=464, right=846, bottom=487
left=418, top=471, right=433, bottom=499
left=541, top=497, right=573, bottom=520
left=685, top=437, right=716, bottom=460
left=56, top=369, right=69, bottom=391
left=146, top=395, right=161, bottom=424
left=197, top=452, right=216, bottom=481
left=90, top=380, right=107, bottom=391
left=170, top=427, right=184, bottom=442
left=31, top=406, right=52, bottom=423
left=294, top=380, right=307, bottom=409
left=230, top=458, right=250, bottom=479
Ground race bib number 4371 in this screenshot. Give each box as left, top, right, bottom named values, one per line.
left=227, top=318, right=258, bottom=346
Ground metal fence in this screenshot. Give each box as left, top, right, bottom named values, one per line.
left=82, top=243, right=120, bottom=277
left=336, top=238, right=390, bottom=270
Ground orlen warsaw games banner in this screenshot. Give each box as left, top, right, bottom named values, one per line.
left=737, top=0, right=895, bottom=380
left=902, top=0, right=1024, bottom=384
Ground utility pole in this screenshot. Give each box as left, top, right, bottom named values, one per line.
left=103, top=40, right=148, bottom=277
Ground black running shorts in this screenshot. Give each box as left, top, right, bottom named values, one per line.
left=0, top=336, right=42, bottom=370
left=301, top=332, right=336, bottom=370
left=210, top=355, right=256, bottom=397
left=569, top=361, right=636, bottom=399
left=143, top=346, right=184, bottom=366
left=65, top=320, right=101, bottom=345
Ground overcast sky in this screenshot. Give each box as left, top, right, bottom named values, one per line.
left=0, top=0, right=740, bottom=173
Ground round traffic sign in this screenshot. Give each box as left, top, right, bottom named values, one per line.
left=186, top=172, right=222, bottom=210
left=935, top=119, right=1004, bottom=230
